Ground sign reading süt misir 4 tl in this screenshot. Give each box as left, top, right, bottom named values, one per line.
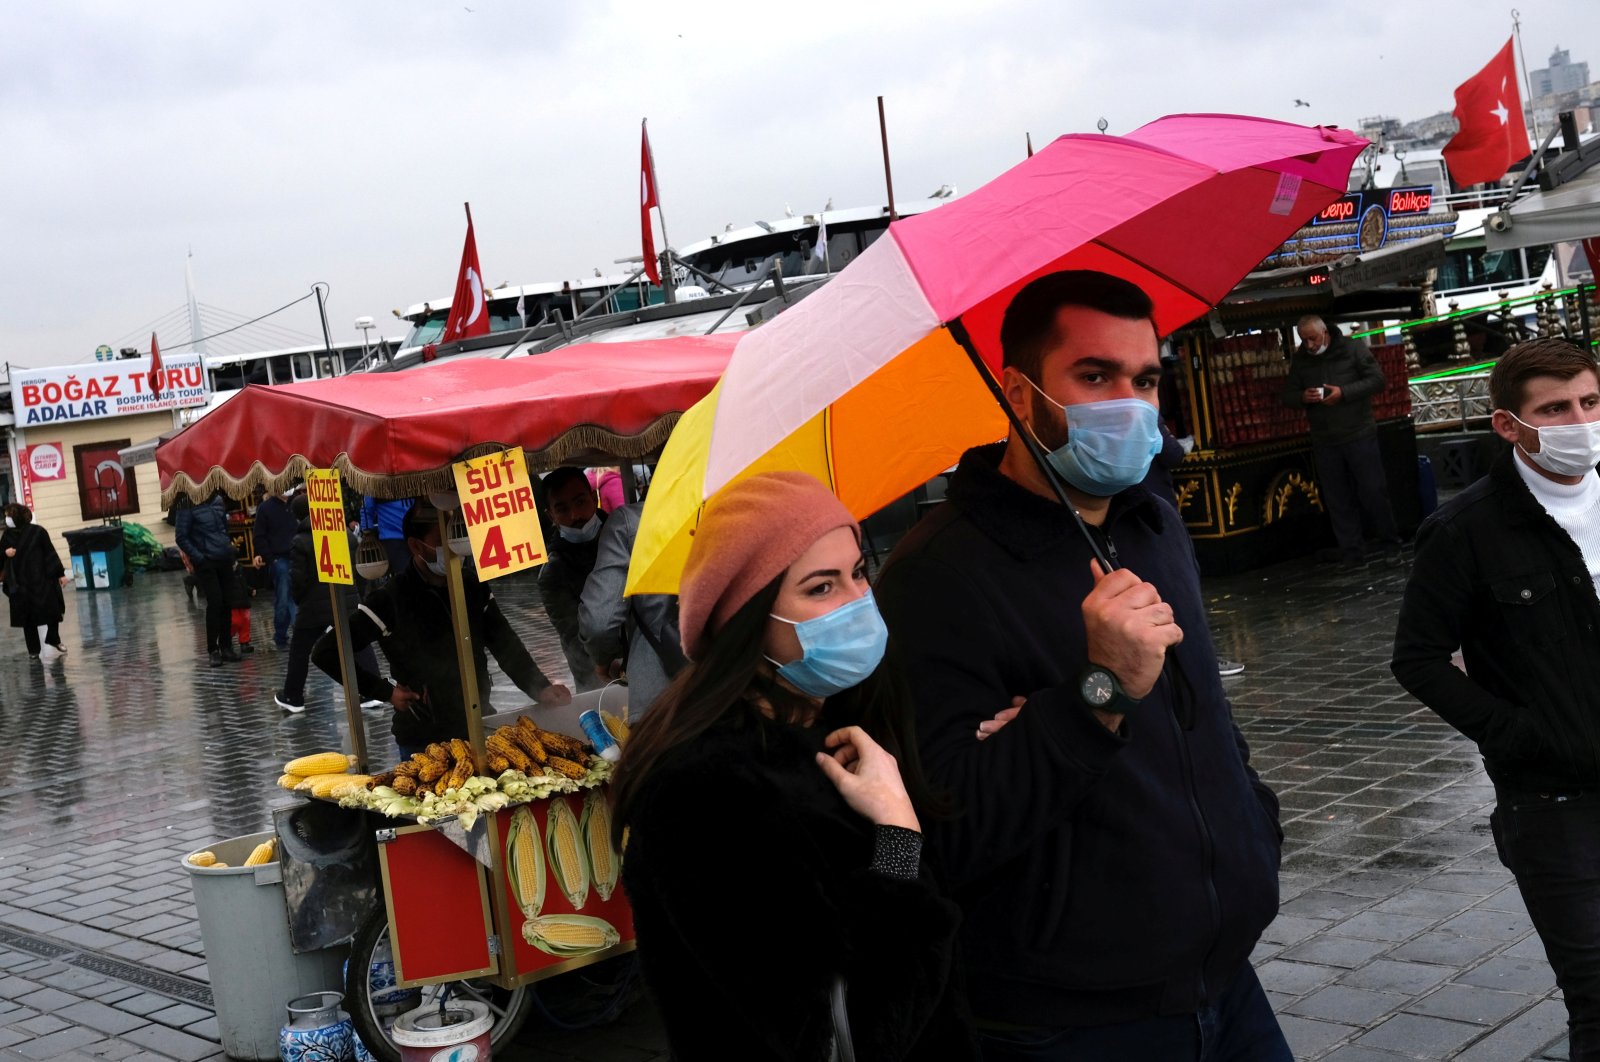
left=451, top=447, right=547, bottom=580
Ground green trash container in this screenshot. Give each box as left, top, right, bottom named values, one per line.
left=183, top=832, right=349, bottom=1061
left=63, top=527, right=125, bottom=590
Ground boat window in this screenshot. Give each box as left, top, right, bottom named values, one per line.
left=292, top=354, right=315, bottom=380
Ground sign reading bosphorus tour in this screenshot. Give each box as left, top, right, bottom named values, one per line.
left=13, top=356, right=209, bottom=425
left=451, top=447, right=547, bottom=580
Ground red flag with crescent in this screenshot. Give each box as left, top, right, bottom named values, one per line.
left=1442, top=39, right=1530, bottom=188
left=148, top=333, right=163, bottom=397
left=641, top=122, right=662, bottom=286
left=441, top=205, right=491, bottom=345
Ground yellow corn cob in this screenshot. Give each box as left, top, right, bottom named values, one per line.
left=534, top=727, right=586, bottom=761
left=313, top=775, right=372, bottom=799
left=296, top=773, right=351, bottom=793
left=546, top=756, right=586, bottom=780
left=449, top=738, right=473, bottom=766
left=520, top=914, right=618, bottom=956
left=600, top=711, right=630, bottom=745
left=487, top=753, right=510, bottom=775
left=582, top=789, right=618, bottom=902
left=212, top=862, right=229, bottom=868
left=277, top=773, right=304, bottom=790
left=547, top=797, right=590, bottom=909
left=505, top=725, right=548, bottom=764
left=413, top=756, right=447, bottom=783
left=443, top=759, right=472, bottom=791
left=243, top=840, right=275, bottom=867
left=188, top=851, right=217, bottom=867
left=393, top=760, right=421, bottom=779
left=423, top=743, right=453, bottom=766
left=505, top=807, right=546, bottom=917
left=392, top=774, right=418, bottom=796
left=284, top=752, right=351, bottom=777
left=487, top=733, right=532, bottom=773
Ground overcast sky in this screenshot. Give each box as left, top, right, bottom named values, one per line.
left=4, top=0, right=1597, bottom=368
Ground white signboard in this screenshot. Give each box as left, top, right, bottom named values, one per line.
left=12, top=355, right=210, bottom=426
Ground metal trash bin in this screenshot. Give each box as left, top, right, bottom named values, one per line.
left=63, top=527, right=125, bottom=590
left=183, top=832, right=349, bottom=1061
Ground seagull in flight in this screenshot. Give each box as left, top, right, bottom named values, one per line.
left=1293, top=99, right=1311, bottom=108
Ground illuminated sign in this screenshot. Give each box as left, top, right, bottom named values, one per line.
left=1312, top=186, right=1435, bottom=226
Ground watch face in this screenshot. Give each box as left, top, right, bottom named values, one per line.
left=1082, top=670, right=1115, bottom=707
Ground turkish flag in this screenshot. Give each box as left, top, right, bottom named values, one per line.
left=641, top=122, right=661, bottom=286
left=1583, top=238, right=1600, bottom=281
left=148, top=332, right=163, bottom=397
left=1442, top=39, right=1530, bottom=188
left=441, top=205, right=491, bottom=345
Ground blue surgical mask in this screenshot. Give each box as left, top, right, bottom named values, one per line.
left=766, top=591, right=889, bottom=699
left=1024, top=380, right=1162, bottom=497
left=559, top=513, right=602, bottom=544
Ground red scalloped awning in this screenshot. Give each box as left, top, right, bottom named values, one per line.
left=157, top=333, right=739, bottom=502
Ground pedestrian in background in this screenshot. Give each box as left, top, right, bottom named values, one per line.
left=277, top=492, right=380, bottom=713
left=175, top=492, right=241, bottom=666
left=360, top=495, right=413, bottom=579
left=252, top=484, right=298, bottom=648
left=579, top=500, right=683, bottom=715
left=1282, top=315, right=1404, bottom=570
left=1, top=503, right=69, bottom=663
left=539, top=466, right=606, bottom=691
left=227, top=559, right=255, bottom=655
left=1393, top=338, right=1600, bottom=1061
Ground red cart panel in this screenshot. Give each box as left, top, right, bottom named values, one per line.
left=378, top=823, right=498, bottom=987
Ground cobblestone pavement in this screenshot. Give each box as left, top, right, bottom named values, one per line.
left=0, top=550, right=1573, bottom=1061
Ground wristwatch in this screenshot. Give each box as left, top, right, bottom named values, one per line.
left=1078, top=664, right=1140, bottom=715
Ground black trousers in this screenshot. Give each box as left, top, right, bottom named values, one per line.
left=22, top=622, right=60, bottom=656
left=192, top=557, right=234, bottom=652
left=280, top=622, right=379, bottom=705
left=1492, top=790, right=1600, bottom=1061
left=1313, top=432, right=1400, bottom=560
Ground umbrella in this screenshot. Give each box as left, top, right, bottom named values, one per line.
left=625, top=113, right=1368, bottom=594
left=157, top=332, right=741, bottom=504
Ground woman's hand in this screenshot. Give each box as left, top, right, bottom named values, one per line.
left=976, top=696, right=1027, bottom=741
left=815, top=726, right=920, bottom=832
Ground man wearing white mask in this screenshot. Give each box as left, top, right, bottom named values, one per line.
left=1393, top=338, right=1600, bottom=1062
left=538, top=466, right=607, bottom=692
left=1283, top=314, right=1404, bottom=570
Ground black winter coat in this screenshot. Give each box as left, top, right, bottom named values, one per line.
left=875, top=444, right=1282, bottom=1028
left=175, top=496, right=235, bottom=563
left=621, top=715, right=976, bottom=1062
left=2, top=524, right=66, bottom=628
left=288, top=518, right=359, bottom=631
left=1281, top=327, right=1388, bottom=444
left=1393, top=447, right=1600, bottom=791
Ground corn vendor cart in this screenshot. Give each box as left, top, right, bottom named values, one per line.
left=156, top=334, right=739, bottom=1060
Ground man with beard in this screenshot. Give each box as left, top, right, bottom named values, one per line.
left=876, top=270, right=1286, bottom=1060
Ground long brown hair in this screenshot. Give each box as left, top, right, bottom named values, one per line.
left=612, top=573, right=940, bottom=844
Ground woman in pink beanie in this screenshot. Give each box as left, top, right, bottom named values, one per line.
left=613, top=471, right=976, bottom=1061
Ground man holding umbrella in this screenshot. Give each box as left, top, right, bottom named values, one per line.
left=877, top=270, right=1287, bottom=1059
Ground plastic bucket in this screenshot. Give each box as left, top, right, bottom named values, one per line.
left=391, top=1001, right=492, bottom=1062
left=183, top=832, right=349, bottom=1061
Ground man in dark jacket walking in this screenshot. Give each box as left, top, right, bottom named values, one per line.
left=538, top=466, right=606, bottom=691
left=876, top=271, right=1286, bottom=1060
left=1282, top=315, right=1403, bottom=569
left=312, top=504, right=570, bottom=756
left=1393, top=338, right=1600, bottom=1061
left=275, top=494, right=381, bottom=713
left=175, top=492, right=241, bottom=666
left=252, top=486, right=299, bottom=648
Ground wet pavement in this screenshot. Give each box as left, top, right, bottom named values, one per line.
left=0, top=547, right=1574, bottom=1061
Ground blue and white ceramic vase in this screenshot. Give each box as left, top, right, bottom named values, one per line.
left=280, top=991, right=355, bottom=1062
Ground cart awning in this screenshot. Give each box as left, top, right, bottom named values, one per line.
left=157, top=333, right=740, bottom=504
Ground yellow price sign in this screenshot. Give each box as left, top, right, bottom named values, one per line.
left=451, top=447, right=548, bottom=580
left=305, top=469, right=353, bottom=585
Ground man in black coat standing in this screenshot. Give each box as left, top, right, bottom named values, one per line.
left=176, top=492, right=241, bottom=666
left=876, top=271, right=1286, bottom=1060
left=1393, top=339, right=1600, bottom=1061
left=1282, top=315, right=1403, bottom=569
left=252, top=485, right=299, bottom=648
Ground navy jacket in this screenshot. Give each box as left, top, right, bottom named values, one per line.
left=1392, top=448, right=1600, bottom=792
left=175, top=497, right=235, bottom=563
left=253, top=496, right=297, bottom=561
left=876, top=444, right=1282, bottom=1028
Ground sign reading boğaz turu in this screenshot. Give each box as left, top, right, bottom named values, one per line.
left=13, top=356, right=209, bottom=425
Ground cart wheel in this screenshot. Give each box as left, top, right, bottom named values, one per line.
left=344, top=908, right=533, bottom=1062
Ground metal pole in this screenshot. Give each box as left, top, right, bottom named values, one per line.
left=1512, top=9, right=1542, bottom=143
left=947, top=320, right=1114, bottom=572
left=313, top=283, right=336, bottom=368
left=327, top=585, right=369, bottom=773
left=644, top=119, right=677, bottom=305
left=439, top=510, right=488, bottom=774
left=878, top=96, right=898, bottom=222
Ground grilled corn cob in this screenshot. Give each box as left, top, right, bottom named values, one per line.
left=393, top=760, right=421, bottom=779
left=505, top=725, right=548, bottom=764
left=445, top=758, right=474, bottom=791
left=188, top=851, right=218, bottom=867
left=392, top=774, right=418, bottom=796
left=413, top=755, right=447, bottom=783
left=487, top=732, right=532, bottom=773
left=582, top=789, right=618, bottom=902
left=284, top=752, right=351, bottom=777
left=546, top=756, right=587, bottom=780
left=449, top=738, right=473, bottom=766
left=370, top=770, right=396, bottom=789
left=547, top=797, right=590, bottom=909
left=532, top=726, right=586, bottom=762
left=506, top=807, right=546, bottom=917
left=243, top=840, right=275, bottom=867
left=520, top=914, right=618, bottom=957
left=423, top=743, right=453, bottom=767
left=488, top=753, right=510, bottom=774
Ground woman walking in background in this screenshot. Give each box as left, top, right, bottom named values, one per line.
left=1, top=503, right=69, bottom=662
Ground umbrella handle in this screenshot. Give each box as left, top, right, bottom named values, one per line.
left=948, top=321, right=1117, bottom=573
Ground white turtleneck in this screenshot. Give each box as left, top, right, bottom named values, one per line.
left=1513, top=452, right=1600, bottom=594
